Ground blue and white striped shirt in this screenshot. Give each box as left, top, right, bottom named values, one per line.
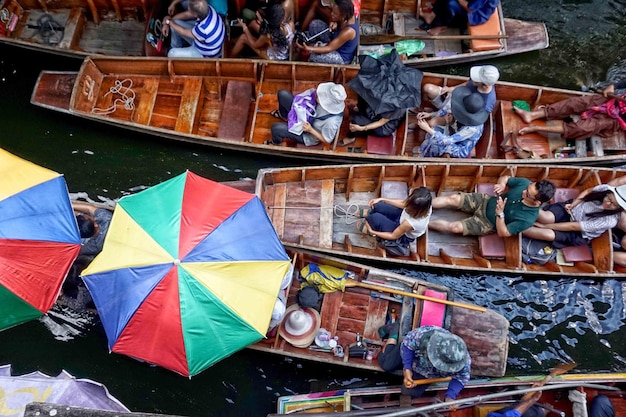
left=192, top=5, right=225, bottom=58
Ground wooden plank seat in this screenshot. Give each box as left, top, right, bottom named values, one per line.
left=217, top=80, right=253, bottom=140
left=175, top=77, right=203, bottom=134
left=367, top=134, right=394, bottom=155
left=468, top=8, right=502, bottom=52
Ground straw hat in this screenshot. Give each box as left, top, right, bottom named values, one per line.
left=279, top=304, right=321, bottom=348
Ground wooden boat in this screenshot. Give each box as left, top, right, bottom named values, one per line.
left=252, top=163, right=626, bottom=279
left=0, top=0, right=165, bottom=58
left=357, top=2, right=549, bottom=68
left=269, top=373, right=626, bottom=416
left=248, top=248, right=509, bottom=378
left=31, top=56, right=626, bottom=166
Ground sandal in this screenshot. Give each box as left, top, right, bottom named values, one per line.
left=357, top=207, right=369, bottom=218
left=357, top=219, right=374, bottom=236
left=339, top=137, right=356, bottom=147
left=270, top=109, right=286, bottom=121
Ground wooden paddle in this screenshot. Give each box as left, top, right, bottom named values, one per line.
left=521, top=362, right=577, bottom=399
left=406, top=377, right=451, bottom=388
left=360, top=33, right=508, bottom=45
left=344, top=279, right=486, bottom=312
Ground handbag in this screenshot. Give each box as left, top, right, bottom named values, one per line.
left=377, top=237, right=410, bottom=257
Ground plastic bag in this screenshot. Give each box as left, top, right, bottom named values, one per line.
left=288, top=88, right=317, bottom=135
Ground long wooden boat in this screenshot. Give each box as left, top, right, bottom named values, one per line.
left=253, top=163, right=626, bottom=279
left=248, top=248, right=509, bottom=378
left=269, top=373, right=626, bottom=416
left=31, top=57, right=626, bottom=166
left=358, top=2, right=548, bottom=68
left=0, top=0, right=546, bottom=65
left=0, top=0, right=165, bottom=58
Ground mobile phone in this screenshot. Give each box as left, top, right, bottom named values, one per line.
left=230, top=19, right=239, bottom=26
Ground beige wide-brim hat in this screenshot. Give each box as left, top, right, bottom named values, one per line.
left=316, top=82, right=347, bottom=115
left=279, top=304, right=321, bottom=348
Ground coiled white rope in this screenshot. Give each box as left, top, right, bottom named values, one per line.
left=92, top=79, right=136, bottom=115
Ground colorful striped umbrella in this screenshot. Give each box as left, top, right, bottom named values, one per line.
left=0, top=148, right=81, bottom=331
left=82, top=171, right=291, bottom=377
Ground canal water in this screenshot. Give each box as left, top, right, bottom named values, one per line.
left=1, top=1, right=626, bottom=415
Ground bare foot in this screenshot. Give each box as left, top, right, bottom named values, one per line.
left=420, top=11, right=436, bottom=24
left=512, top=106, right=533, bottom=123
left=519, top=125, right=537, bottom=135
left=427, top=26, right=448, bottom=35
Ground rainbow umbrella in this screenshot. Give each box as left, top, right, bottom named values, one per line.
left=81, top=171, right=291, bottom=377
left=0, top=148, right=81, bottom=331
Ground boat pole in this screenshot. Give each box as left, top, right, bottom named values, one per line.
left=344, top=279, right=486, bottom=312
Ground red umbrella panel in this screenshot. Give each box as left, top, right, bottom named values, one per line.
left=0, top=148, right=81, bottom=331
left=82, top=171, right=291, bottom=377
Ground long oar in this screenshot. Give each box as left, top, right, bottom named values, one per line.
left=406, top=377, right=451, bottom=388
left=521, top=362, right=577, bottom=399
left=343, top=279, right=486, bottom=312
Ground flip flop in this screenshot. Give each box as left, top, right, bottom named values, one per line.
left=357, top=219, right=374, bottom=236
left=339, top=137, right=356, bottom=147
left=270, top=109, right=286, bottom=121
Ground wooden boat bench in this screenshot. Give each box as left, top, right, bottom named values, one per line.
left=217, top=80, right=253, bottom=140
left=467, top=7, right=502, bottom=52
left=175, top=77, right=203, bottom=134
left=58, top=8, right=85, bottom=50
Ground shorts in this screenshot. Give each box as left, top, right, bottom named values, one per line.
left=458, top=192, right=495, bottom=236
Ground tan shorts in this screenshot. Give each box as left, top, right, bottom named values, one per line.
left=458, top=192, right=495, bottom=236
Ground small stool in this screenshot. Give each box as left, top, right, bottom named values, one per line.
left=367, top=135, right=394, bottom=155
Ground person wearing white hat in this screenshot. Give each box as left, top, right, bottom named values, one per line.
left=523, top=181, right=626, bottom=250
left=268, top=82, right=347, bottom=146
left=415, top=64, right=499, bottom=129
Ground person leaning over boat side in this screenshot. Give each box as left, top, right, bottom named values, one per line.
left=229, top=5, right=294, bottom=60
left=522, top=183, right=626, bottom=250
left=338, top=95, right=407, bottom=147
left=419, top=0, right=499, bottom=36
left=268, top=82, right=346, bottom=146
left=398, top=326, right=470, bottom=408
left=61, top=202, right=112, bottom=303
left=297, top=0, right=358, bottom=65
left=428, top=175, right=556, bottom=237
left=487, top=393, right=615, bottom=417
left=416, top=86, right=489, bottom=158
left=162, top=0, right=226, bottom=58
left=417, top=64, right=499, bottom=128
left=512, top=80, right=626, bottom=140
left=356, top=186, right=432, bottom=254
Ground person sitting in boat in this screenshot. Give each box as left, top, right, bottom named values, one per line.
left=512, top=80, right=626, bottom=140
left=522, top=183, right=626, bottom=252
left=356, top=186, right=432, bottom=255
left=167, top=0, right=227, bottom=20
left=162, top=0, right=226, bottom=58
left=300, top=0, right=360, bottom=31
left=428, top=175, right=556, bottom=237
left=229, top=5, right=294, bottom=60
left=296, top=0, right=358, bottom=65
left=338, top=95, right=407, bottom=147
left=419, top=0, right=499, bottom=36
left=417, top=64, right=499, bottom=127
left=415, top=86, right=489, bottom=158
left=378, top=325, right=470, bottom=406
left=267, top=82, right=347, bottom=146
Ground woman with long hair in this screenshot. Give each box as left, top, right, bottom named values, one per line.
left=229, top=4, right=294, bottom=60
left=298, top=0, right=358, bottom=64
left=523, top=184, right=626, bottom=249
left=358, top=187, right=433, bottom=255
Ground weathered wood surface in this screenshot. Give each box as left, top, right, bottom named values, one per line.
left=25, top=403, right=184, bottom=417
left=255, top=163, right=626, bottom=279
left=31, top=57, right=626, bottom=167
left=247, top=249, right=509, bottom=377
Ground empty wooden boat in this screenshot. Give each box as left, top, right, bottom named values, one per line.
left=248, top=248, right=509, bottom=377
left=357, top=2, right=549, bottom=68
left=253, top=163, right=626, bottom=279
left=269, top=373, right=626, bottom=416
left=0, top=0, right=164, bottom=58
left=31, top=56, right=626, bottom=166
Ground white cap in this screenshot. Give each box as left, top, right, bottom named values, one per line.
left=470, top=65, right=500, bottom=86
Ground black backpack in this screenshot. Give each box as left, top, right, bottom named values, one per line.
left=521, top=237, right=557, bottom=265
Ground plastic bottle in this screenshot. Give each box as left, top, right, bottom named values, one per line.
left=356, top=333, right=363, bottom=347
left=390, top=308, right=398, bottom=323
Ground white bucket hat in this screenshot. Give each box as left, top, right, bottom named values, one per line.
left=316, top=82, right=347, bottom=114
left=279, top=304, right=321, bottom=348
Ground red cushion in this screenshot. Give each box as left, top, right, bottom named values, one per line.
left=367, top=135, right=394, bottom=155
left=562, top=245, right=592, bottom=262
left=419, top=290, right=446, bottom=327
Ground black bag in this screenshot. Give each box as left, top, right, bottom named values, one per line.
left=521, top=237, right=556, bottom=265
left=296, top=285, right=323, bottom=309
left=378, top=237, right=410, bottom=257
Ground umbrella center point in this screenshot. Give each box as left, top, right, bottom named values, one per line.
left=174, top=259, right=181, bottom=265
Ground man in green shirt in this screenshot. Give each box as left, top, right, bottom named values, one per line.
left=429, top=175, right=556, bottom=237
